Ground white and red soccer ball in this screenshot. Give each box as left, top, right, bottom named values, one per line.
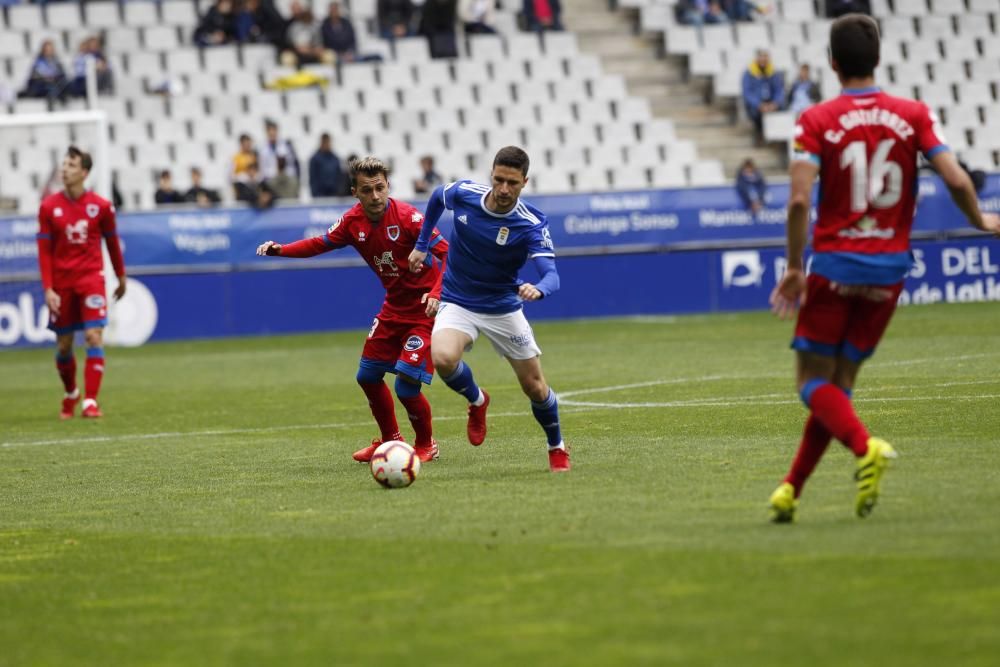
left=370, top=440, right=420, bottom=488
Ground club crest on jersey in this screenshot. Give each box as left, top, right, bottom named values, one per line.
left=496, top=226, right=509, bottom=245
left=386, top=225, right=400, bottom=241
left=86, top=204, right=100, bottom=218
left=66, top=219, right=88, bottom=244
left=373, top=251, right=396, bottom=272
left=54, top=207, right=63, bottom=217
left=404, top=335, right=424, bottom=351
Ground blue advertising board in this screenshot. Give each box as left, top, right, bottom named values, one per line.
left=2, top=177, right=998, bottom=348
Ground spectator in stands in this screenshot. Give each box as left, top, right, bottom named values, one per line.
left=309, top=133, right=344, bottom=198
left=413, top=156, right=443, bottom=194
left=522, top=0, right=563, bottom=31
left=321, top=2, right=359, bottom=61
left=676, top=0, right=746, bottom=26
left=235, top=161, right=276, bottom=209
left=742, top=49, right=784, bottom=143
left=282, top=1, right=335, bottom=67
left=377, top=0, right=416, bottom=39
left=21, top=40, right=68, bottom=100
left=258, top=119, right=300, bottom=181
left=786, top=63, right=821, bottom=117
left=195, top=0, right=239, bottom=47
left=735, top=158, right=767, bottom=216
left=238, top=0, right=290, bottom=48
left=826, top=0, right=871, bottom=17
left=232, top=133, right=257, bottom=186
left=267, top=156, right=301, bottom=199
left=68, top=36, right=113, bottom=97
left=184, top=167, right=222, bottom=207
left=459, top=0, right=497, bottom=34
left=155, top=170, right=185, bottom=205
left=420, top=0, right=459, bottom=59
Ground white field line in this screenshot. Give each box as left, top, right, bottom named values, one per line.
left=3, top=351, right=998, bottom=450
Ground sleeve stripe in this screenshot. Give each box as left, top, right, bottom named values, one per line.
left=321, top=234, right=336, bottom=247
left=529, top=252, right=556, bottom=258
left=428, top=235, right=444, bottom=248
left=924, top=144, right=950, bottom=158
left=36, top=233, right=51, bottom=239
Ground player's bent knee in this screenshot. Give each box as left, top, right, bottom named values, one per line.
left=356, top=365, right=385, bottom=385
left=394, top=376, right=421, bottom=399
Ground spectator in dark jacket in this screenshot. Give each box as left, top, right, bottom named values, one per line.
left=309, top=133, right=344, bottom=198
left=21, top=40, right=68, bottom=100
left=377, top=0, right=416, bottom=39
left=194, top=0, right=239, bottom=47
left=742, top=49, right=784, bottom=142
left=786, top=64, right=821, bottom=117
left=826, top=0, right=872, bottom=17
left=735, top=158, right=767, bottom=216
left=155, top=170, right=185, bottom=205
left=321, top=2, right=359, bottom=60
left=238, top=0, right=290, bottom=48
left=184, top=167, right=222, bottom=207
left=419, top=0, right=458, bottom=59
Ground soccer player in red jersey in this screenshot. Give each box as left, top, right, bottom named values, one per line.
left=256, top=157, right=448, bottom=463
left=768, top=14, right=1000, bottom=522
left=37, top=146, right=127, bottom=420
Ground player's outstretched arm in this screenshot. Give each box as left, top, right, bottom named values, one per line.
left=770, top=159, right=819, bottom=319
left=410, top=185, right=449, bottom=272
left=930, top=151, right=1000, bottom=237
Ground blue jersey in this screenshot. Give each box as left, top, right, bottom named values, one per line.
left=420, top=180, right=556, bottom=314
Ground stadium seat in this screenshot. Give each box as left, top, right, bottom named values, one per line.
left=160, top=0, right=199, bottom=27
left=506, top=33, right=543, bottom=60
left=572, top=167, right=611, bottom=192
left=84, top=2, right=122, bottom=29
left=7, top=4, right=44, bottom=31
left=532, top=169, right=572, bottom=194
left=764, top=111, right=795, bottom=143
left=578, top=98, right=616, bottom=124
left=688, top=160, right=727, bottom=187
left=203, top=46, right=241, bottom=74
left=45, top=3, right=81, bottom=30
left=918, top=14, right=953, bottom=39
left=124, top=1, right=160, bottom=27
left=164, top=48, right=201, bottom=75
left=625, top=142, right=664, bottom=169
left=144, top=26, right=181, bottom=51
left=613, top=168, right=650, bottom=190
left=468, top=34, right=505, bottom=61
left=113, top=120, right=150, bottom=145
left=780, top=0, right=816, bottom=21
left=0, top=32, right=26, bottom=58
left=665, top=139, right=698, bottom=166
left=615, top=97, right=652, bottom=123
left=549, top=145, right=588, bottom=170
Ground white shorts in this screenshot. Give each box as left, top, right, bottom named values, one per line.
left=433, top=302, right=542, bottom=360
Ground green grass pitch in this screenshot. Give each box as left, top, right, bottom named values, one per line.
left=1, top=303, right=999, bottom=666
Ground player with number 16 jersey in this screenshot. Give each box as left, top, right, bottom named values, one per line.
left=793, top=84, right=947, bottom=283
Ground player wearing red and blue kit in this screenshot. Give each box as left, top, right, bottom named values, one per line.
left=257, top=157, right=448, bottom=463
left=37, top=147, right=127, bottom=420
left=768, top=15, right=1000, bottom=523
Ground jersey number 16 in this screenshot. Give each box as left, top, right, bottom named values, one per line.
left=840, top=139, right=903, bottom=212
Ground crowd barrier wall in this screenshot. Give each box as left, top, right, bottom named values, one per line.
left=2, top=174, right=998, bottom=348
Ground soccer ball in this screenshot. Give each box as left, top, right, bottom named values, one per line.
left=370, top=440, right=421, bottom=489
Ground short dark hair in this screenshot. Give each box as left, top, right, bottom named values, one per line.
left=830, top=13, right=880, bottom=79
left=159, top=169, right=171, bottom=178
left=492, top=146, right=529, bottom=177
left=320, top=132, right=331, bottom=142
left=66, top=146, right=92, bottom=172
left=239, top=133, right=251, bottom=142
left=349, top=156, right=389, bottom=187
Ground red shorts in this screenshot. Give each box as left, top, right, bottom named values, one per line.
left=792, top=273, right=903, bottom=362
left=48, top=276, right=108, bottom=335
left=361, top=315, right=434, bottom=384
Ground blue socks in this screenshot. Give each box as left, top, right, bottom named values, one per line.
left=531, top=388, right=563, bottom=448
left=442, top=361, right=482, bottom=404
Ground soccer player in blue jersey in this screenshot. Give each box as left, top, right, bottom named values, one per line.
left=407, top=146, right=570, bottom=472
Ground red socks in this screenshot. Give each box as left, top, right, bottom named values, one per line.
left=84, top=351, right=105, bottom=401
left=398, top=393, right=434, bottom=448
left=56, top=354, right=77, bottom=393
left=807, top=383, right=870, bottom=457
left=359, top=381, right=401, bottom=442
left=784, top=415, right=832, bottom=497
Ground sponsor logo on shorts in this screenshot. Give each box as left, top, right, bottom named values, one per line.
left=496, top=226, right=509, bottom=245
left=85, top=294, right=106, bottom=309
left=386, top=225, right=400, bottom=241
left=509, top=332, right=533, bottom=347
left=404, top=335, right=424, bottom=351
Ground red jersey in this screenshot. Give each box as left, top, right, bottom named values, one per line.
left=37, top=190, right=126, bottom=290
left=278, top=199, right=448, bottom=321
left=794, top=88, right=948, bottom=256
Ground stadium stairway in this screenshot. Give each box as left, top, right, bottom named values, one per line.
left=563, top=0, right=787, bottom=180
